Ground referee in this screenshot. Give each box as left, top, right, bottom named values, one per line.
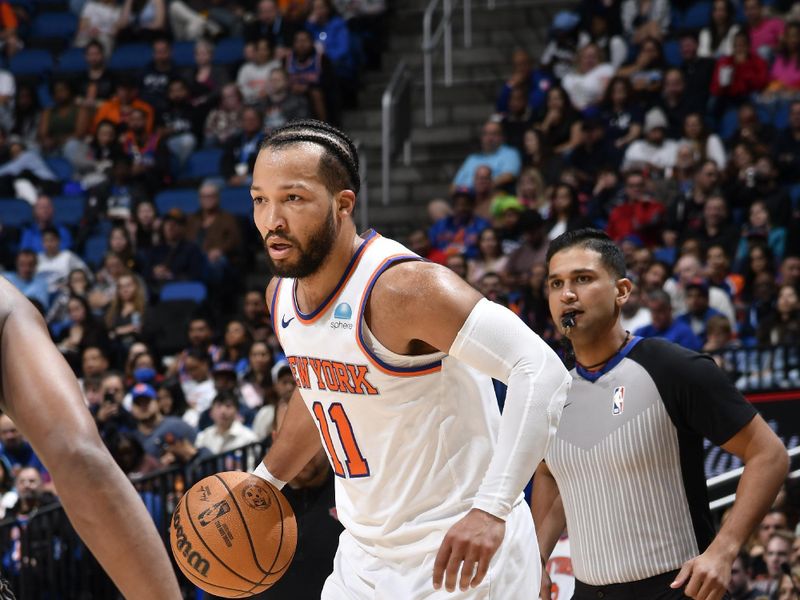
left=533, top=229, right=788, bottom=600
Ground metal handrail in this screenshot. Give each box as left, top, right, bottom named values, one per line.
left=708, top=445, right=800, bottom=513
left=381, top=60, right=412, bottom=208
left=422, top=0, right=473, bottom=126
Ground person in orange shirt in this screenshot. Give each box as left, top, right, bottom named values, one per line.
left=0, top=1, right=21, bottom=57
left=92, top=76, right=155, bottom=135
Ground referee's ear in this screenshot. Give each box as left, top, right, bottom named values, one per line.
left=615, top=278, right=633, bottom=308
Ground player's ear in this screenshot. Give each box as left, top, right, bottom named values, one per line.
left=336, top=190, right=356, bottom=217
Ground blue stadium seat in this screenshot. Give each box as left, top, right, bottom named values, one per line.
left=772, top=101, right=790, bottom=129
left=790, top=183, right=800, bottom=210
left=154, top=189, right=199, bottom=215
left=0, top=198, right=32, bottom=227
left=172, top=41, right=195, bottom=68
left=719, top=107, right=739, bottom=140
left=46, top=156, right=73, bottom=181
left=30, top=12, right=78, bottom=40
left=57, top=47, right=88, bottom=73
left=9, top=49, right=54, bottom=77
left=37, top=81, right=54, bottom=109
left=219, top=186, right=252, bottom=217
left=53, top=196, right=84, bottom=227
left=681, top=1, right=712, bottom=30
left=82, top=233, right=108, bottom=268
left=180, top=148, right=223, bottom=181
left=160, top=281, right=207, bottom=303
left=109, top=43, right=153, bottom=72
left=213, top=38, right=244, bottom=65
left=664, top=39, right=682, bottom=67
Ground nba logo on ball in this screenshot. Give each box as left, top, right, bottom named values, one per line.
left=612, top=386, right=624, bottom=415
left=331, top=302, right=353, bottom=330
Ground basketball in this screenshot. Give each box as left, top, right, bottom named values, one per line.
left=170, top=471, right=297, bottom=598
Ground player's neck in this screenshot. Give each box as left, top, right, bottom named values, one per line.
left=294, top=227, right=360, bottom=313
left=572, top=323, right=630, bottom=370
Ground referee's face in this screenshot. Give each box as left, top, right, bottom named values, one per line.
left=547, top=247, right=628, bottom=342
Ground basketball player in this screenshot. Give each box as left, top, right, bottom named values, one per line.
left=0, top=278, right=182, bottom=599
left=533, top=229, right=788, bottom=600
left=249, top=120, right=571, bottom=598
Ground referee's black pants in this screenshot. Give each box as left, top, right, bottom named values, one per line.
left=573, top=569, right=731, bottom=599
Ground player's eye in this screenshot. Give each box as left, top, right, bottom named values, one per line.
left=550, top=280, right=562, bottom=289
left=286, top=194, right=301, bottom=202
left=252, top=196, right=263, bottom=205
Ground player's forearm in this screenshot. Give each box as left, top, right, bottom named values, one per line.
left=710, top=441, right=788, bottom=560
left=530, top=464, right=565, bottom=562
left=52, top=446, right=182, bottom=599
left=262, top=389, right=323, bottom=483
left=449, top=299, right=571, bottom=519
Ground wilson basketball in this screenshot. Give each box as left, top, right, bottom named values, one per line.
left=170, top=471, right=297, bottom=597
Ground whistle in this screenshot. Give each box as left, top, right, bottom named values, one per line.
left=561, top=314, right=576, bottom=329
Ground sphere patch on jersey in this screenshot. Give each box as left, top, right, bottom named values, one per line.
left=333, top=302, right=352, bottom=321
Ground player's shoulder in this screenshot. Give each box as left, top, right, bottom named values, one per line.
left=370, top=260, right=474, bottom=306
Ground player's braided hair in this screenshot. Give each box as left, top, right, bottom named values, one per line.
left=260, top=119, right=360, bottom=196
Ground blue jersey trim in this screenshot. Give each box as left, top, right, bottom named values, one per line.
left=576, top=336, right=643, bottom=382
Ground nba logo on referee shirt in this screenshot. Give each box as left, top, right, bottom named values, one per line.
left=612, top=386, right=624, bottom=415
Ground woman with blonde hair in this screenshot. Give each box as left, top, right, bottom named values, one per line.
left=106, top=272, right=146, bottom=361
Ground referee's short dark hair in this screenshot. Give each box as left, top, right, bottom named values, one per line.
left=546, top=228, right=627, bottom=279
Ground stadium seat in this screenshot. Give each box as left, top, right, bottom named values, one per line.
left=46, top=156, right=73, bottom=181
left=719, top=107, right=739, bottom=140
left=790, top=183, right=800, bottom=210
left=53, top=196, right=84, bottom=227
left=0, top=198, right=32, bottom=227
left=154, top=188, right=199, bottom=215
left=108, top=43, right=153, bottom=72
left=9, top=49, right=54, bottom=78
left=82, top=233, right=108, bottom=268
left=219, top=186, right=252, bottom=217
left=664, top=39, right=682, bottom=67
left=160, top=281, right=207, bottom=303
left=213, top=38, right=244, bottom=65
left=180, top=148, right=223, bottom=181
left=681, top=1, right=712, bottom=30
left=30, top=12, right=78, bottom=40
left=172, top=41, right=195, bottom=68
left=57, top=47, right=88, bottom=73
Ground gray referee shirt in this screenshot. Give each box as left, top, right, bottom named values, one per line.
left=544, top=337, right=756, bottom=586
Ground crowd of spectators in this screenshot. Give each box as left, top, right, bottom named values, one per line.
left=431, top=0, right=800, bottom=392
left=0, top=0, right=384, bottom=580
left=0, top=0, right=797, bottom=595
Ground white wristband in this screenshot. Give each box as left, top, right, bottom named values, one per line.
left=251, top=462, right=287, bottom=491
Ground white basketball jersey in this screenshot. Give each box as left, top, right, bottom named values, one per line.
left=271, top=231, right=502, bottom=561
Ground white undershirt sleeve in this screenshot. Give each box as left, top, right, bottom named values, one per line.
left=449, top=298, right=571, bottom=520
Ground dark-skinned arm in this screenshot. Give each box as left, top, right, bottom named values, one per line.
left=0, top=278, right=181, bottom=599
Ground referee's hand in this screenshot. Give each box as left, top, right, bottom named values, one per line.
left=670, top=549, right=731, bottom=600
left=432, top=509, right=505, bottom=593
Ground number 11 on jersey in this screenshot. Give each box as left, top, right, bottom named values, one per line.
left=312, top=402, right=370, bottom=478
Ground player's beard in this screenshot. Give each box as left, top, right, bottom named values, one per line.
left=263, top=204, right=337, bottom=278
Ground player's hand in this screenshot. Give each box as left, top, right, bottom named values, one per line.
left=432, top=508, right=505, bottom=593
left=670, top=549, right=731, bottom=600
